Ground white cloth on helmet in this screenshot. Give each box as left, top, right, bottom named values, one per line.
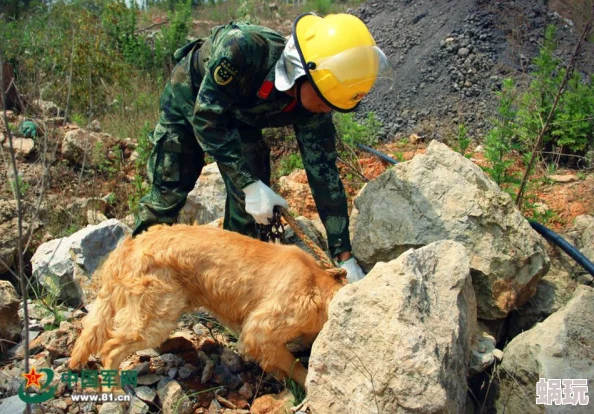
left=275, top=35, right=306, bottom=92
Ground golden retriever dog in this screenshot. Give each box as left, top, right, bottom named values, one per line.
left=68, top=224, right=345, bottom=388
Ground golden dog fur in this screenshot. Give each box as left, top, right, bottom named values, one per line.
left=68, top=224, right=344, bottom=387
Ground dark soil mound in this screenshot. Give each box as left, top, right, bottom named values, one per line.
left=351, top=0, right=594, bottom=140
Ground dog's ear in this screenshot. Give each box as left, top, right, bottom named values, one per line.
left=327, top=268, right=348, bottom=286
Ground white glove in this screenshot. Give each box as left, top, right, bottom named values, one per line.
left=243, top=180, right=289, bottom=224
left=339, top=257, right=366, bottom=283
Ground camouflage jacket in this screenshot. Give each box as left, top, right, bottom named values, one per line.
left=165, top=22, right=351, bottom=255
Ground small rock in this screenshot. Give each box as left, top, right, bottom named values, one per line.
left=192, top=323, right=206, bottom=336
left=157, top=380, right=193, bottom=414
left=136, top=348, right=159, bottom=359
left=51, top=399, right=69, bottom=410
left=88, top=119, right=102, bottom=132
left=0, top=395, right=26, bottom=414
left=178, top=363, right=198, bottom=380
left=80, top=402, right=98, bottom=413
left=201, top=359, right=215, bottom=384
left=134, top=386, right=156, bottom=403
left=409, top=133, right=421, bottom=144
left=136, top=374, right=162, bottom=386
left=0, top=281, right=22, bottom=350
left=220, top=348, right=243, bottom=373
left=40, top=315, right=57, bottom=326
left=157, top=353, right=183, bottom=368
left=158, top=331, right=194, bottom=354
left=87, top=210, right=109, bottom=225
left=577, top=273, right=593, bottom=286
left=2, top=137, right=35, bottom=158
left=458, top=47, right=470, bottom=57
left=128, top=397, right=149, bottom=414
left=238, top=383, right=253, bottom=400
left=197, top=336, right=220, bottom=354
left=548, top=174, right=579, bottom=183
left=250, top=391, right=293, bottom=414
left=213, top=365, right=241, bottom=390
left=33, top=353, right=52, bottom=370
left=167, top=367, right=177, bottom=378
left=156, top=376, right=174, bottom=390
left=72, top=309, right=86, bottom=319
left=98, top=402, right=125, bottom=414
left=53, top=357, right=71, bottom=367
left=215, top=393, right=237, bottom=409
left=492, top=348, right=504, bottom=362
left=129, top=150, right=139, bottom=162
left=129, top=361, right=150, bottom=376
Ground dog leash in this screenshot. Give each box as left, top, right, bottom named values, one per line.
left=256, top=207, right=347, bottom=279
left=278, top=207, right=347, bottom=280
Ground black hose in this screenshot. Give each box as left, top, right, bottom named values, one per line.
left=529, top=221, right=594, bottom=277
left=357, top=143, right=399, bottom=165
left=356, top=143, right=594, bottom=277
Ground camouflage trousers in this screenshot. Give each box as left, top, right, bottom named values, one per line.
left=133, top=122, right=271, bottom=238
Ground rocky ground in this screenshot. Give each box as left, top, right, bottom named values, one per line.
left=1, top=1, right=594, bottom=413
left=352, top=0, right=594, bottom=139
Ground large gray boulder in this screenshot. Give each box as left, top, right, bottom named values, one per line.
left=491, top=286, right=594, bottom=413
left=352, top=141, right=550, bottom=319
left=568, top=215, right=594, bottom=260
left=508, top=215, right=594, bottom=338
left=307, top=240, right=477, bottom=414
left=179, top=163, right=226, bottom=225
left=31, top=219, right=130, bottom=305
left=564, top=215, right=594, bottom=278
left=507, top=251, right=578, bottom=339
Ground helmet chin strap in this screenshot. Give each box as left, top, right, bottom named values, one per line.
left=295, top=77, right=306, bottom=109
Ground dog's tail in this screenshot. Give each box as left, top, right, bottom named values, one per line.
left=69, top=293, right=114, bottom=368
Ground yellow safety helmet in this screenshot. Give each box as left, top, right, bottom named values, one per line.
left=292, top=13, right=394, bottom=112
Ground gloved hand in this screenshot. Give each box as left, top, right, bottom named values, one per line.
left=339, top=257, right=366, bottom=283
left=243, top=180, right=289, bottom=224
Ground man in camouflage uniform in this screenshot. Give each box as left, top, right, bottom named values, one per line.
left=134, top=13, right=393, bottom=282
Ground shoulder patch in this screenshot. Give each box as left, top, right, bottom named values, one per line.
left=213, top=57, right=239, bottom=86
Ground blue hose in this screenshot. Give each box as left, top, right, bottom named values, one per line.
left=356, top=143, right=594, bottom=277
left=529, top=221, right=594, bottom=277
left=357, top=143, right=400, bottom=165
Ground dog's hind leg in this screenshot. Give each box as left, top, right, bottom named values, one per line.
left=98, top=286, right=184, bottom=391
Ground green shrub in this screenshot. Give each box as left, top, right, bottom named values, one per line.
left=334, top=112, right=382, bottom=149
left=278, top=153, right=304, bottom=177
left=515, top=25, right=594, bottom=156
left=128, top=120, right=153, bottom=215
left=311, top=0, right=334, bottom=15
left=483, top=78, right=520, bottom=188
left=455, top=123, right=471, bottom=156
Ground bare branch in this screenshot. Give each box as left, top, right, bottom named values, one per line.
left=1, top=50, right=32, bottom=414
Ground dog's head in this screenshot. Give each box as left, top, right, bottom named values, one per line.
left=320, top=265, right=348, bottom=287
